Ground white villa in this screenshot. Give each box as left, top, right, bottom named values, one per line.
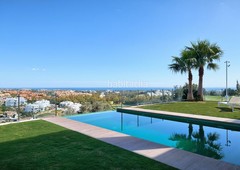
left=24, top=100, right=50, bottom=113
left=60, top=101, right=82, bottom=113
left=99, top=92, right=105, bottom=98
left=5, top=97, right=27, bottom=107
left=59, top=101, right=74, bottom=107
left=24, top=104, right=40, bottom=113
left=35, top=100, right=50, bottom=109
left=147, top=90, right=172, bottom=97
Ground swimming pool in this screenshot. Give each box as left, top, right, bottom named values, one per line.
left=67, top=111, right=240, bottom=166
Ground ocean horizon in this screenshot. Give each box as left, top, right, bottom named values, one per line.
left=0, top=87, right=232, bottom=91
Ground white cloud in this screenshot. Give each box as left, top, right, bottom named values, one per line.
left=32, top=68, right=46, bottom=72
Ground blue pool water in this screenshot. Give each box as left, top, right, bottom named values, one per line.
left=67, top=111, right=240, bottom=166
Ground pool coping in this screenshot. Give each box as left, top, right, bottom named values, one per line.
left=43, top=116, right=240, bottom=170
left=117, top=107, right=240, bottom=131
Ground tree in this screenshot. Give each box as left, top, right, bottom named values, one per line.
left=236, top=80, right=240, bottom=95
left=221, top=88, right=237, bottom=97
left=172, top=85, right=183, bottom=101
left=169, top=125, right=223, bottom=159
left=81, top=102, right=92, bottom=113
left=64, top=108, right=76, bottom=115
left=92, top=101, right=112, bottom=112
left=187, top=40, right=223, bottom=101
left=1, top=104, right=7, bottom=113
left=182, top=83, right=198, bottom=100
left=169, top=50, right=196, bottom=100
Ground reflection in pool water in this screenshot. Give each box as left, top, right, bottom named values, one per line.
left=169, top=124, right=223, bottom=159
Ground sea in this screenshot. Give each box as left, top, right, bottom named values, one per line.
left=0, top=87, right=231, bottom=91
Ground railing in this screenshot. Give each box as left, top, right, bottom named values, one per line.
left=0, top=88, right=229, bottom=123
left=118, top=89, right=182, bottom=108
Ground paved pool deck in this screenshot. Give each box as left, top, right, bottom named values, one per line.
left=117, top=107, right=240, bottom=130
left=43, top=116, right=240, bottom=170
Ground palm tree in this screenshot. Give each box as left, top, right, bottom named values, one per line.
left=169, top=50, right=196, bottom=100
left=187, top=40, right=223, bottom=101
left=169, top=125, right=223, bottom=159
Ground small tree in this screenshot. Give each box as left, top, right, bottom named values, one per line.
left=64, top=108, right=76, bottom=115
left=221, top=88, right=237, bottom=97
left=92, top=101, right=112, bottom=112
left=182, top=83, right=199, bottom=100
left=172, top=85, right=183, bottom=101
left=236, top=80, right=240, bottom=95
left=1, top=104, right=6, bottom=113
left=81, top=102, right=92, bottom=113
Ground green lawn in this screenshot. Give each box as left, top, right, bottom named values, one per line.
left=0, top=120, right=174, bottom=170
left=140, top=101, right=240, bottom=119
left=204, top=95, right=223, bottom=101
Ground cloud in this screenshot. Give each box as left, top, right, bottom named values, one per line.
left=32, top=68, right=38, bottom=71
left=32, top=68, right=46, bottom=72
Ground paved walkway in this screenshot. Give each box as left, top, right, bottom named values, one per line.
left=117, top=107, right=240, bottom=126
left=43, top=116, right=240, bottom=170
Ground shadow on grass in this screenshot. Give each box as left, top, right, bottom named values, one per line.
left=217, top=107, right=233, bottom=112
left=217, top=107, right=240, bottom=112
left=0, top=127, right=173, bottom=170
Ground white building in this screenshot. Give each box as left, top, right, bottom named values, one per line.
left=147, top=90, right=172, bottom=97
left=34, top=100, right=50, bottom=110
left=69, top=103, right=82, bottom=113
left=59, top=101, right=74, bottom=108
left=24, top=104, right=40, bottom=113
left=99, top=92, right=105, bottom=98
left=24, top=100, right=50, bottom=113
left=60, top=101, right=82, bottom=113
left=5, top=97, right=27, bottom=107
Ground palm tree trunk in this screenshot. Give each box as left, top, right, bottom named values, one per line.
left=187, top=69, right=194, bottom=100
left=199, top=125, right=204, bottom=141
left=188, top=123, right=193, bottom=140
left=198, top=66, right=204, bottom=101
left=198, top=125, right=205, bottom=153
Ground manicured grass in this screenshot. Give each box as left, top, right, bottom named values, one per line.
left=204, top=95, right=223, bottom=101
left=0, top=120, right=174, bottom=170
left=140, top=101, right=240, bottom=119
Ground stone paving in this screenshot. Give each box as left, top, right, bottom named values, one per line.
left=117, top=107, right=240, bottom=130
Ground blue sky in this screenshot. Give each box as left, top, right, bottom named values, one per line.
left=0, top=0, right=240, bottom=88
